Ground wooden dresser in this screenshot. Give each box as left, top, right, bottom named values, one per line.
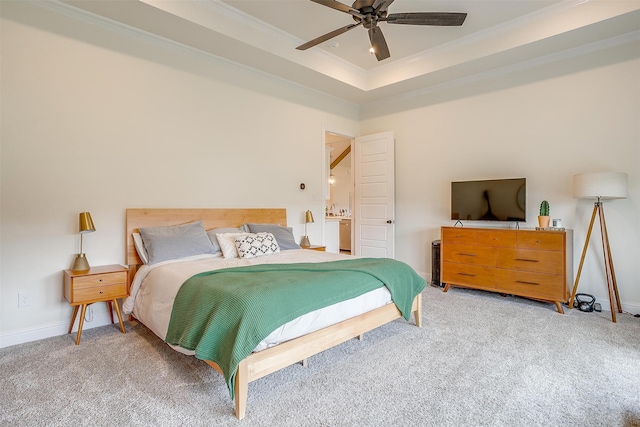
left=440, top=226, right=573, bottom=313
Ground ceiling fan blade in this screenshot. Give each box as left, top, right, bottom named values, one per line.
left=373, top=0, right=395, bottom=13
left=369, top=26, right=390, bottom=61
left=385, top=12, right=467, bottom=26
left=296, top=22, right=362, bottom=50
left=310, top=0, right=365, bottom=19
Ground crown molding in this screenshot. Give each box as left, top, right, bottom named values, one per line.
left=25, top=0, right=640, bottom=105
left=362, top=29, right=640, bottom=112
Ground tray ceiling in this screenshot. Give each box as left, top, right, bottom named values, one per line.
left=56, top=0, right=640, bottom=104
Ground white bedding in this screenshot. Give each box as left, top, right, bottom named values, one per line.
left=124, top=249, right=392, bottom=354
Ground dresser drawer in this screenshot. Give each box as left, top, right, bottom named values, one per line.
left=73, top=271, right=127, bottom=289
left=442, top=262, right=496, bottom=289
left=477, top=229, right=517, bottom=247
left=517, top=231, right=564, bottom=251
left=442, top=228, right=477, bottom=245
left=73, top=283, right=128, bottom=303
left=496, top=270, right=566, bottom=300
left=442, top=244, right=496, bottom=267
left=497, top=248, right=564, bottom=275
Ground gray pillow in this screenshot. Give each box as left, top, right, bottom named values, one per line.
left=246, top=223, right=301, bottom=250
left=139, top=220, right=215, bottom=265
left=207, top=226, right=248, bottom=253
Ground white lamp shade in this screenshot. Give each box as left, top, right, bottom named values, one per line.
left=573, top=172, right=627, bottom=200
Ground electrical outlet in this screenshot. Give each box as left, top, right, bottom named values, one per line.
left=18, top=293, right=32, bottom=307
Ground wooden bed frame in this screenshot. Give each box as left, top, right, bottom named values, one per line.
left=125, top=208, right=422, bottom=420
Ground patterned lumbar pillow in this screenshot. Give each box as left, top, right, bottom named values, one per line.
left=234, top=233, right=280, bottom=259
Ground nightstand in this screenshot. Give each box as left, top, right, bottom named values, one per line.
left=303, top=245, right=326, bottom=251
left=63, top=264, right=129, bottom=345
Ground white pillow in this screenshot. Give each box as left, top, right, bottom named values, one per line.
left=234, top=233, right=280, bottom=259
left=216, top=232, right=250, bottom=258
left=132, top=232, right=149, bottom=264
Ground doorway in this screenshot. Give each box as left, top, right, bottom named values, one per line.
left=324, top=131, right=354, bottom=254
left=322, top=130, right=396, bottom=258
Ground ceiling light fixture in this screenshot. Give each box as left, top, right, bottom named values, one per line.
left=369, top=47, right=375, bottom=54
left=329, top=42, right=339, bottom=49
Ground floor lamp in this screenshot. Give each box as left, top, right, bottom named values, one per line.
left=569, top=172, right=627, bottom=322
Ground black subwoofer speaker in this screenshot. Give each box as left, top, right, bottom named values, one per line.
left=431, top=240, right=442, bottom=287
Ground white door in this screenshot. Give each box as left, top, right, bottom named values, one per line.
left=354, top=131, right=395, bottom=258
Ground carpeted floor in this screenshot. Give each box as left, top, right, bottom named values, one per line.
left=1, top=286, right=639, bottom=426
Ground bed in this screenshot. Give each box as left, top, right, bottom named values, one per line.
left=124, top=208, right=424, bottom=420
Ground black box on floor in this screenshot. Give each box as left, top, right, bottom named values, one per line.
left=431, top=239, right=443, bottom=287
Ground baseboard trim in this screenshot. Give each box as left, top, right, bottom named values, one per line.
left=587, top=298, right=640, bottom=316
left=0, top=310, right=126, bottom=349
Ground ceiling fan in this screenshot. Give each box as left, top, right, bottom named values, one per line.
left=296, top=0, right=467, bottom=61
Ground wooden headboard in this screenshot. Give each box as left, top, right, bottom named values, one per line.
left=125, top=208, right=288, bottom=267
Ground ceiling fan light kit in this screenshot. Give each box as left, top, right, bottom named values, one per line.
left=296, top=0, right=467, bottom=61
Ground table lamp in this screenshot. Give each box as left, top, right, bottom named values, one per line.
left=569, top=172, right=627, bottom=322
left=300, top=210, right=314, bottom=247
left=71, top=212, right=96, bottom=272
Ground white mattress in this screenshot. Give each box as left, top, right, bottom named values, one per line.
left=123, top=249, right=392, bottom=354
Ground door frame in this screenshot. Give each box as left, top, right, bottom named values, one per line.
left=321, top=126, right=355, bottom=252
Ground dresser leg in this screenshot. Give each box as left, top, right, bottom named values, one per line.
left=554, top=301, right=564, bottom=314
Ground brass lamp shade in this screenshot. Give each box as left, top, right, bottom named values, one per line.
left=305, top=210, right=315, bottom=224
left=71, top=212, right=96, bottom=272
left=79, top=212, right=96, bottom=233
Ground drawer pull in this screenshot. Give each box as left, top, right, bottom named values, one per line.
left=99, top=291, right=104, bottom=294
left=516, top=280, right=539, bottom=286
left=459, top=253, right=477, bottom=257
left=458, top=273, right=476, bottom=277
left=515, top=258, right=539, bottom=263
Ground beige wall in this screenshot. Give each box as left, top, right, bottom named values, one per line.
left=360, top=38, right=640, bottom=313
left=0, top=2, right=359, bottom=346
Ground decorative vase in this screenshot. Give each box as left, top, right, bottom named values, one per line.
left=538, top=215, right=550, bottom=228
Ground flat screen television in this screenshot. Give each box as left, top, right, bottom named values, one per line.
left=451, top=178, right=526, bottom=222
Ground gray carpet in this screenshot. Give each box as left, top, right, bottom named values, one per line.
left=1, top=286, right=639, bottom=426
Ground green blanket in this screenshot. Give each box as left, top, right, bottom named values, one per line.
left=165, top=258, right=425, bottom=396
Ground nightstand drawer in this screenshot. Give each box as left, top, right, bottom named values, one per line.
left=73, top=271, right=127, bottom=289
left=73, top=282, right=127, bottom=303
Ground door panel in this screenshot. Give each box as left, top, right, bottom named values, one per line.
left=354, top=131, right=395, bottom=258
left=360, top=203, right=388, bottom=219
